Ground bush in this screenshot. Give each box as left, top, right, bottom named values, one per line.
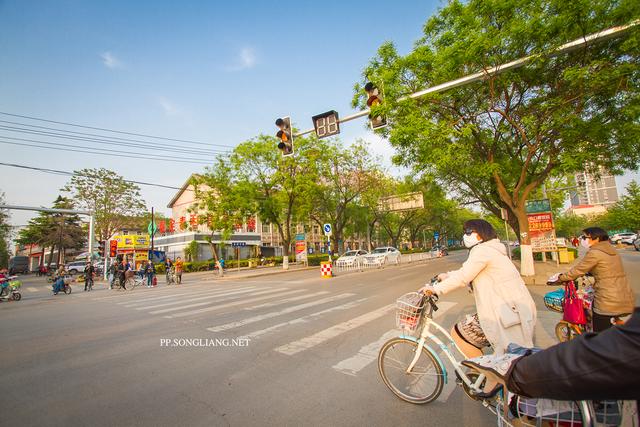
left=155, top=263, right=165, bottom=274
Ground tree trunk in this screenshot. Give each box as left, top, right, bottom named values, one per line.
left=514, top=205, right=534, bottom=276
left=207, top=235, right=223, bottom=277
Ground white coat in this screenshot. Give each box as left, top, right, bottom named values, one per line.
left=434, top=239, right=537, bottom=354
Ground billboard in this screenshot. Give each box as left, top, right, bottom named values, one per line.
left=378, top=192, right=424, bottom=212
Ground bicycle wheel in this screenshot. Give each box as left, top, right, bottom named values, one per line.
left=378, top=337, right=444, bottom=404
left=555, top=321, right=582, bottom=342
left=124, top=278, right=135, bottom=290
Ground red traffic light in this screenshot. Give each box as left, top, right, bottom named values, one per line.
left=364, top=82, right=387, bottom=130
left=109, top=240, right=118, bottom=257
left=275, top=116, right=294, bottom=156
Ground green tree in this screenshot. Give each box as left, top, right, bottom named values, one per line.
left=184, top=240, right=199, bottom=262
left=554, top=213, right=589, bottom=238
left=599, top=180, right=640, bottom=232
left=0, top=192, right=11, bottom=268
left=63, top=168, right=146, bottom=240
left=307, top=139, right=381, bottom=253
left=353, top=0, right=640, bottom=275
left=17, top=196, right=85, bottom=266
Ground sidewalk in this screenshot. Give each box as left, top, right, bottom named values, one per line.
left=183, top=263, right=316, bottom=282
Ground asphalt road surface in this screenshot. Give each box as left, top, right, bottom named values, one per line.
left=1, top=250, right=639, bottom=427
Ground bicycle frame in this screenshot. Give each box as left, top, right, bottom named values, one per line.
left=402, top=305, right=487, bottom=394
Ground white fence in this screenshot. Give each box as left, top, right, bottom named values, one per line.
left=332, top=252, right=434, bottom=275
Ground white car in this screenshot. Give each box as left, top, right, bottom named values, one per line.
left=611, top=232, right=637, bottom=244
left=335, top=250, right=368, bottom=267
left=363, top=247, right=401, bottom=267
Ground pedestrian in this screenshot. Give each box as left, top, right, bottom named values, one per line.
left=144, top=261, right=155, bottom=287
left=549, top=227, right=634, bottom=332
left=175, top=257, right=184, bottom=284
left=118, top=259, right=127, bottom=290
left=571, top=235, right=579, bottom=247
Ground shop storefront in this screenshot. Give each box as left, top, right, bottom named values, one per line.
left=111, top=233, right=150, bottom=269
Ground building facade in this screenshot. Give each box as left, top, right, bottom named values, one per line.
left=570, top=168, right=619, bottom=208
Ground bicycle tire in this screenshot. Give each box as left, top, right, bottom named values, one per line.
left=124, top=278, right=135, bottom=290
left=378, top=337, right=444, bottom=404
left=555, top=321, right=582, bottom=342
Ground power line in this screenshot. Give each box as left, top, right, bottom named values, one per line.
left=0, top=111, right=235, bottom=149
left=0, top=122, right=230, bottom=156
left=0, top=139, right=212, bottom=165
left=0, top=162, right=190, bottom=191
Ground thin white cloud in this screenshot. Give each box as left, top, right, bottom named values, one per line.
left=226, top=47, right=257, bottom=71
left=157, top=96, right=181, bottom=117
left=100, top=51, right=124, bottom=69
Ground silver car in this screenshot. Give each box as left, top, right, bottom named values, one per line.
left=335, top=250, right=368, bottom=267
left=363, top=247, right=401, bottom=267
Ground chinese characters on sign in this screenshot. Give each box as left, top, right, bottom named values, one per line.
left=525, top=199, right=558, bottom=253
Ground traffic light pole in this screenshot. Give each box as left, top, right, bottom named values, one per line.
left=293, top=19, right=638, bottom=138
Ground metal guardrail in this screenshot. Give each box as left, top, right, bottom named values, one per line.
left=332, top=252, right=434, bottom=275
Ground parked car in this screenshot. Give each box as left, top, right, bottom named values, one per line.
left=430, top=246, right=449, bottom=257
left=66, top=260, right=88, bottom=275
left=363, top=247, right=401, bottom=267
left=610, top=232, right=637, bottom=244
left=335, top=250, right=368, bottom=267
left=634, top=236, right=640, bottom=252
left=8, top=256, right=29, bottom=275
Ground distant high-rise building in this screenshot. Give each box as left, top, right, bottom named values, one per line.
left=570, top=168, right=619, bottom=207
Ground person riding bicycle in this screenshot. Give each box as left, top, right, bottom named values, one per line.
left=421, top=219, right=537, bottom=358
left=83, top=262, right=95, bottom=291
left=462, top=306, right=640, bottom=402
left=548, top=227, right=634, bottom=332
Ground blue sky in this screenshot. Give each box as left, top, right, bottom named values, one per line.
left=0, top=0, right=638, bottom=229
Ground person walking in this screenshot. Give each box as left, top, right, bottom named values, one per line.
left=549, top=226, right=635, bottom=332
left=144, top=261, right=155, bottom=288
left=175, top=257, right=184, bottom=285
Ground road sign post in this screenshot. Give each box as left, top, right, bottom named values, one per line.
left=323, top=224, right=332, bottom=262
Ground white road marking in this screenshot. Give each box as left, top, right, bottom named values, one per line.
left=332, top=302, right=457, bottom=377
left=119, top=290, right=220, bottom=306
left=274, top=304, right=395, bottom=356
left=242, top=298, right=370, bottom=341
left=245, top=291, right=330, bottom=310
left=26, top=287, right=39, bottom=293
left=207, top=292, right=353, bottom=333
left=131, top=287, right=257, bottom=310
left=158, top=289, right=303, bottom=317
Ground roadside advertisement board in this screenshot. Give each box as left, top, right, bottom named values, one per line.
left=295, top=233, right=307, bottom=263
left=526, top=202, right=558, bottom=253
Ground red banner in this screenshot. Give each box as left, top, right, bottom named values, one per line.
left=527, top=212, right=554, bottom=232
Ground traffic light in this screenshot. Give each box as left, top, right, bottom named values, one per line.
left=97, top=240, right=105, bottom=258
left=109, top=240, right=118, bottom=258
left=275, top=117, right=294, bottom=156
left=312, top=110, right=340, bottom=139
left=364, top=82, right=387, bottom=130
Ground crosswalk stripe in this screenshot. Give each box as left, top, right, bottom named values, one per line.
left=244, top=291, right=330, bottom=310
left=149, top=287, right=292, bottom=315
left=332, top=302, right=458, bottom=377
left=120, top=290, right=220, bottom=306
left=26, top=287, right=39, bottom=293
left=206, top=292, right=352, bottom=333
left=135, top=287, right=258, bottom=310
left=240, top=298, right=369, bottom=340
left=274, top=304, right=395, bottom=356
left=163, top=289, right=303, bottom=318
left=122, top=286, right=257, bottom=306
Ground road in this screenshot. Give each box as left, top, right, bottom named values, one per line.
left=1, top=250, right=639, bottom=427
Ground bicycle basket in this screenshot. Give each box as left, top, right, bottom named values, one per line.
left=544, top=288, right=564, bottom=313
left=395, top=292, right=425, bottom=331
left=498, top=395, right=624, bottom=427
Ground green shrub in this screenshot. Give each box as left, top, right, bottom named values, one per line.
left=155, top=263, right=166, bottom=274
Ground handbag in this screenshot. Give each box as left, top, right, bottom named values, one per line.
left=562, top=282, right=586, bottom=325
left=498, top=303, right=522, bottom=328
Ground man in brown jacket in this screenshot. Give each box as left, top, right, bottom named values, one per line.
left=553, top=227, right=635, bottom=332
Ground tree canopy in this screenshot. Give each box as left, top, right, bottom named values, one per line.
left=353, top=0, right=640, bottom=274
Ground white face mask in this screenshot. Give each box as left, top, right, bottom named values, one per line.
left=463, top=233, right=481, bottom=248
left=580, top=238, right=591, bottom=249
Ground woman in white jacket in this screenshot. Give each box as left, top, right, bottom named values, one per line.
left=422, top=219, right=537, bottom=358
